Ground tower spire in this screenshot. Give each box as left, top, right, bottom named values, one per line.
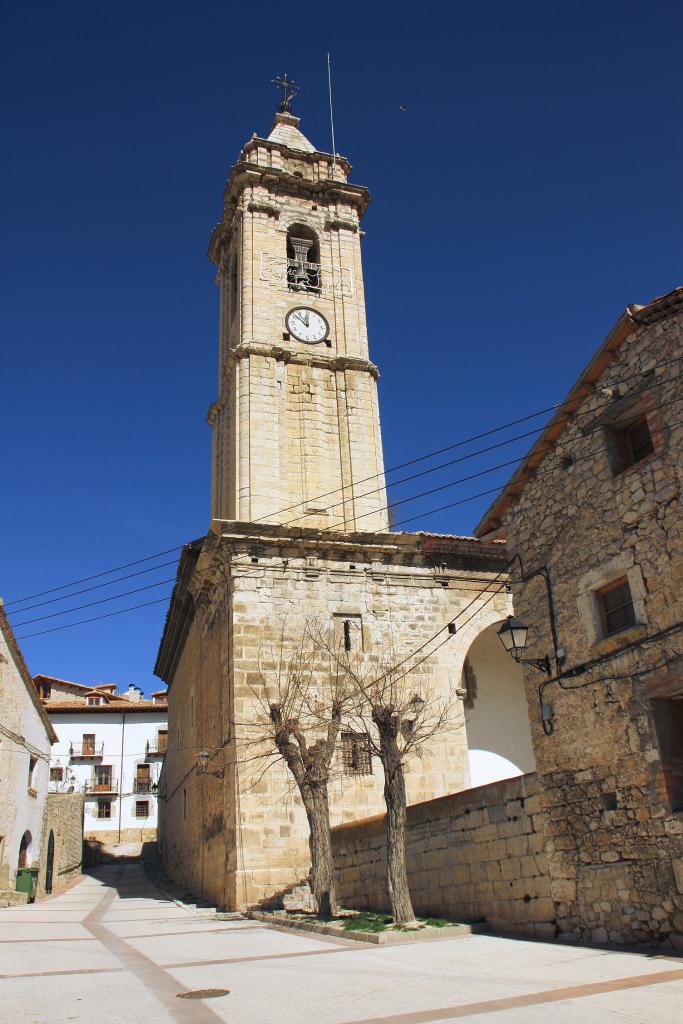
left=272, top=73, right=299, bottom=114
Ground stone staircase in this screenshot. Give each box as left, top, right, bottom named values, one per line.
left=0, top=890, right=29, bottom=909
left=282, top=881, right=316, bottom=914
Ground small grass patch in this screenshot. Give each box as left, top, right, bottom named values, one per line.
left=343, top=912, right=393, bottom=933
left=420, top=916, right=452, bottom=928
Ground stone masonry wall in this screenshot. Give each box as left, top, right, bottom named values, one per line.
left=158, top=526, right=521, bottom=911
left=492, top=303, right=683, bottom=946
left=331, top=774, right=555, bottom=938
left=39, top=793, right=83, bottom=895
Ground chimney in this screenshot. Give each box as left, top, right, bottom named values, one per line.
left=126, top=684, right=142, bottom=703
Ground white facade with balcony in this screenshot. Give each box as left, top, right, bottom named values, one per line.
left=36, top=676, right=167, bottom=844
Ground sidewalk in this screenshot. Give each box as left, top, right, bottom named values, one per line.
left=1, top=859, right=681, bottom=1023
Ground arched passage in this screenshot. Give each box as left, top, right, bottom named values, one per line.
left=462, top=620, right=535, bottom=787
left=18, top=830, right=33, bottom=869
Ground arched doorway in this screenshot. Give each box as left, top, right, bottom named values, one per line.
left=462, top=620, right=535, bottom=787
left=45, top=831, right=55, bottom=894
left=18, top=831, right=32, bottom=869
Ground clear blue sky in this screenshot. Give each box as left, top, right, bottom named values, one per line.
left=3, top=1, right=682, bottom=692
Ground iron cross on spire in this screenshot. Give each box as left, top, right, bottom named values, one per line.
left=272, top=73, right=299, bottom=113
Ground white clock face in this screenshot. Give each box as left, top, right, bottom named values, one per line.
left=286, top=307, right=328, bottom=344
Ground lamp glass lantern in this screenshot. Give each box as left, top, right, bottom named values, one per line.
left=497, top=616, right=529, bottom=659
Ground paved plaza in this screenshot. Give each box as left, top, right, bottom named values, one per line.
left=1, top=861, right=682, bottom=1024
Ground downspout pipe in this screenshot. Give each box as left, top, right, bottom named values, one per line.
left=118, top=712, right=125, bottom=843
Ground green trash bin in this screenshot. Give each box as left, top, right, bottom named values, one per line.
left=15, top=868, right=38, bottom=902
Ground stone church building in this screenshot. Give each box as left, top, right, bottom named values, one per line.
left=155, top=100, right=532, bottom=911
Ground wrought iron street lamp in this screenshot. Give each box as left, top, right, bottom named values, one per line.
left=497, top=615, right=551, bottom=675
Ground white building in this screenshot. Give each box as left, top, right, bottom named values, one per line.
left=0, top=607, right=57, bottom=901
left=35, top=675, right=167, bottom=844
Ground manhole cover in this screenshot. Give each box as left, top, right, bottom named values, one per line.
left=177, top=989, right=230, bottom=1000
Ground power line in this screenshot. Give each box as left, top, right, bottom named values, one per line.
left=13, top=403, right=683, bottom=640
left=11, top=366, right=683, bottom=630
left=7, top=350, right=681, bottom=611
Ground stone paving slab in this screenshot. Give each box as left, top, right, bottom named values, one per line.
left=1, top=860, right=682, bottom=1024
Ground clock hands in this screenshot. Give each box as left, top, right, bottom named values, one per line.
left=292, top=310, right=310, bottom=329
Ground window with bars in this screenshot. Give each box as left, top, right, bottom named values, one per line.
left=50, top=767, right=63, bottom=783
left=341, top=732, right=372, bottom=776
left=135, top=801, right=150, bottom=819
left=609, top=415, right=655, bottom=474
left=596, top=576, right=636, bottom=637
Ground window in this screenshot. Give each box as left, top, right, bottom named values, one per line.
left=135, top=764, right=150, bottom=793
left=97, top=799, right=112, bottom=819
left=50, top=767, right=63, bottom=783
left=651, top=699, right=683, bottom=812
left=135, top=801, right=150, bottom=819
left=28, top=756, right=37, bottom=789
left=157, top=729, right=168, bottom=753
left=334, top=614, right=362, bottom=653
left=87, top=696, right=104, bottom=706
left=94, top=765, right=113, bottom=791
left=82, top=734, right=96, bottom=755
left=341, top=732, right=372, bottom=776
left=596, top=576, right=636, bottom=637
left=609, top=415, right=654, bottom=474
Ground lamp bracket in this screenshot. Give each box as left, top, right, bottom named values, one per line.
left=517, top=654, right=552, bottom=676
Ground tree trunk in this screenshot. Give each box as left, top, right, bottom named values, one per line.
left=383, top=762, right=416, bottom=925
left=302, top=782, right=339, bottom=918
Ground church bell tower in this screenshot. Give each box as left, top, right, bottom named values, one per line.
left=207, top=83, right=388, bottom=533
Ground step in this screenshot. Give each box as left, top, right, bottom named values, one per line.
left=0, top=890, right=30, bottom=909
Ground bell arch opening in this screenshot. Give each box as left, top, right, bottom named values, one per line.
left=286, top=224, right=321, bottom=293
left=461, top=619, right=536, bottom=788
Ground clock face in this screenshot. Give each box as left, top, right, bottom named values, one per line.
left=286, top=307, right=328, bottom=344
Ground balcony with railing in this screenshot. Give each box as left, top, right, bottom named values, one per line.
left=145, top=737, right=167, bottom=758
left=133, top=778, right=156, bottom=794
left=69, top=742, right=104, bottom=758
left=84, top=776, right=118, bottom=795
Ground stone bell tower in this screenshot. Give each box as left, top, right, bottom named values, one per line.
left=207, top=93, right=388, bottom=533
left=156, top=81, right=518, bottom=914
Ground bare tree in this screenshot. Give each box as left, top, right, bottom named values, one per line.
left=247, top=620, right=352, bottom=918
left=334, top=646, right=453, bottom=926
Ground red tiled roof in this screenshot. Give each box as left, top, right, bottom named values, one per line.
left=45, top=700, right=166, bottom=713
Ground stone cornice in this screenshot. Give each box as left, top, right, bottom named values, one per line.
left=209, top=521, right=509, bottom=569
left=325, top=218, right=358, bottom=233
left=225, top=342, right=380, bottom=379
left=247, top=200, right=280, bottom=219
left=244, top=136, right=353, bottom=178
left=208, top=162, right=370, bottom=265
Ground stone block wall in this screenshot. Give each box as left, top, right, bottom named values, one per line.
left=39, top=793, right=83, bottom=895
left=331, top=773, right=555, bottom=938
left=480, top=299, right=683, bottom=946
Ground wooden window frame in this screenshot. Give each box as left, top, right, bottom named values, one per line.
left=596, top=576, right=636, bottom=637
left=97, top=799, right=112, bottom=820
left=609, top=414, right=655, bottom=475
left=135, top=800, right=150, bottom=819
